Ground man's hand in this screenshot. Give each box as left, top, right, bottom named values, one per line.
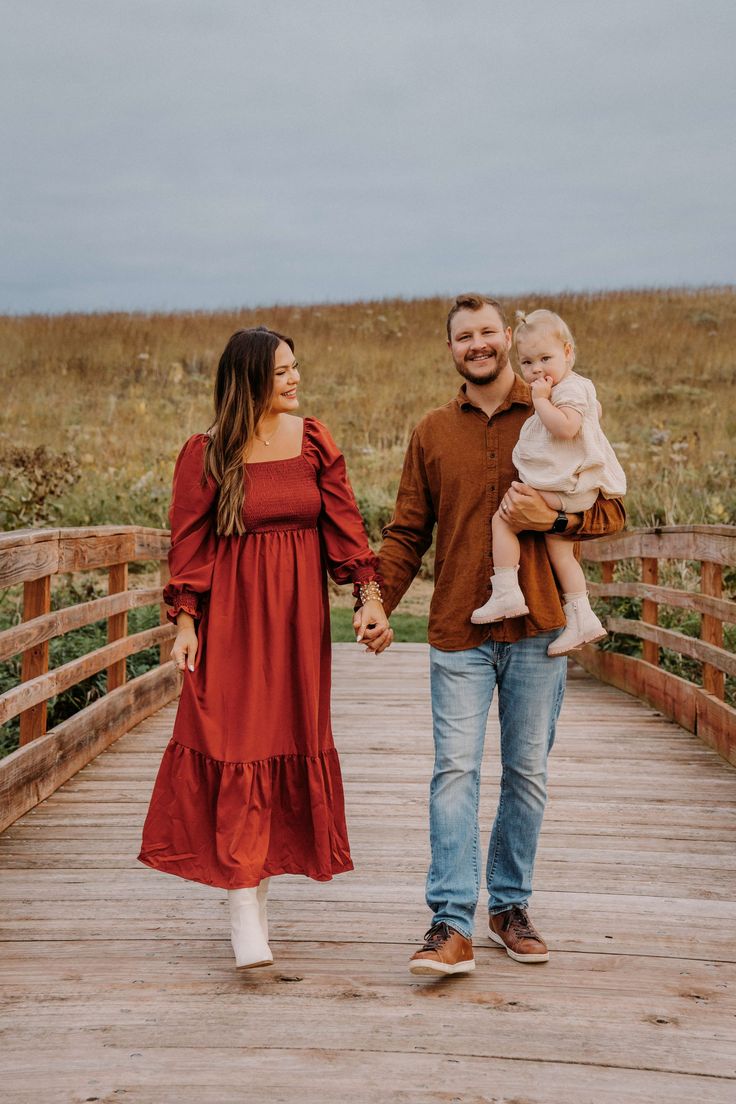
left=352, top=599, right=394, bottom=654
left=500, top=481, right=559, bottom=532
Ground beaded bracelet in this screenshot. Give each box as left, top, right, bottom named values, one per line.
left=359, top=581, right=383, bottom=605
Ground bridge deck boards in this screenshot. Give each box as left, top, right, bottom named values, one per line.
left=1, top=644, right=735, bottom=1103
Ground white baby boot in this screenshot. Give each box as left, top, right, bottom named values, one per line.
left=471, top=566, right=530, bottom=624
left=228, top=887, right=273, bottom=969
left=547, top=592, right=608, bottom=656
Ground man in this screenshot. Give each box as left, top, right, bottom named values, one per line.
left=356, top=293, right=625, bottom=976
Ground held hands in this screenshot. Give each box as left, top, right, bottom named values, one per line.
left=530, top=375, right=554, bottom=402
left=352, top=598, right=394, bottom=654
left=171, top=611, right=198, bottom=672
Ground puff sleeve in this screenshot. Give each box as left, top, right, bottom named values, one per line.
left=304, top=418, right=383, bottom=591
left=162, top=434, right=219, bottom=623
left=549, top=374, right=591, bottom=416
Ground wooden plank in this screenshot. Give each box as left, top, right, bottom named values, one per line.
left=2, top=646, right=735, bottom=1104
left=701, top=561, right=725, bottom=698
left=134, top=528, right=171, bottom=560
left=0, top=535, right=59, bottom=588
left=3, top=1048, right=734, bottom=1104
left=641, top=557, right=659, bottom=666
left=0, top=586, right=162, bottom=662
left=106, top=562, right=128, bottom=692
left=19, top=575, right=51, bottom=745
left=587, top=579, right=736, bottom=623
left=696, top=691, right=736, bottom=766
left=605, top=617, right=736, bottom=678
left=57, top=530, right=136, bottom=572
left=0, top=663, right=181, bottom=831
left=581, top=526, right=736, bottom=566
left=574, top=648, right=736, bottom=766
left=0, top=623, right=175, bottom=725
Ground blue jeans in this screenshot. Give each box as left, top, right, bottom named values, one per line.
left=427, top=632, right=566, bottom=939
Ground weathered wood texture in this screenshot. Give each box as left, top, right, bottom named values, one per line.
left=106, top=562, right=129, bottom=692
left=0, top=663, right=181, bottom=833
left=0, top=623, right=174, bottom=725
left=580, top=525, right=735, bottom=565
left=0, top=526, right=170, bottom=587
left=1, top=645, right=734, bottom=1103
left=0, top=586, right=162, bottom=663
left=1, top=527, right=175, bottom=820
left=580, top=524, right=736, bottom=766
left=19, top=575, right=51, bottom=745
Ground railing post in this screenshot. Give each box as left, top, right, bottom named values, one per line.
left=159, top=558, right=173, bottom=664
left=601, top=561, right=614, bottom=585
left=19, top=576, right=51, bottom=745
left=641, top=557, right=659, bottom=666
left=701, top=561, right=724, bottom=699
left=107, top=563, right=128, bottom=691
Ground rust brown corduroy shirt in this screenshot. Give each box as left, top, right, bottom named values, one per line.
left=379, top=376, right=626, bottom=651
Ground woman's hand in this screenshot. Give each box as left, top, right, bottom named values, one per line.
left=353, top=599, right=393, bottom=654
left=171, top=612, right=199, bottom=672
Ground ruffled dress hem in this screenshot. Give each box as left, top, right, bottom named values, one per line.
left=136, top=852, right=355, bottom=891
left=138, top=738, right=353, bottom=889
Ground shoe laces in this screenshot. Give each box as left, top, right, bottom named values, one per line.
left=502, top=907, right=540, bottom=942
left=420, top=922, right=453, bottom=952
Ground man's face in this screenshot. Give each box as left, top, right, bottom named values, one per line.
left=448, top=305, right=512, bottom=385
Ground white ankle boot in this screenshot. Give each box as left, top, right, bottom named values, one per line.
left=547, top=593, right=607, bottom=656
left=471, top=567, right=529, bottom=624
left=228, top=887, right=273, bottom=969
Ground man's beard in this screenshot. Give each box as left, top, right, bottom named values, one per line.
left=454, top=345, right=509, bottom=386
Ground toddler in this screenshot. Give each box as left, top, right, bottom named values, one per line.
left=471, top=309, right=626, bottom=656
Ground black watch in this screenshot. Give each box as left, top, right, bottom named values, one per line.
left=548, top=510, right=568, bottom=534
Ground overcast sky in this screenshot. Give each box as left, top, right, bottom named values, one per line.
left=2, top=0, right=734, bottom=313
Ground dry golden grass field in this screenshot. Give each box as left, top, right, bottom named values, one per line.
left=1, top=287, right=735, bottom=756
left=2, top=286, right=735, bottom=538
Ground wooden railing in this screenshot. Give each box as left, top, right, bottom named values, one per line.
left=1, top=523, right=733, bottom=834
left=579, top=525, right=736, bottom=766
left=0, top=526, right=180, bottom=831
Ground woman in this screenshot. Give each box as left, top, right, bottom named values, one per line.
left=138, top=327, right=391, bottom=968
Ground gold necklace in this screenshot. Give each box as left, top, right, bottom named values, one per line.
left=256, top=419, right=281, bottom=446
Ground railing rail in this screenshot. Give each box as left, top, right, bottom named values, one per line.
left=0, top=526, right=179, bottom=831
left=579, top=524, right=736, bottom=766
left=1, top=523, right=733, bottom=833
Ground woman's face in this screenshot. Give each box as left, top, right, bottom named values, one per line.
left=268, top=341, right=300, bottom=414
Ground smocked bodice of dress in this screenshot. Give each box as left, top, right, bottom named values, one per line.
left=162, top=417, right=381, bottom=621
left=242, top=455, right=321, bottom=533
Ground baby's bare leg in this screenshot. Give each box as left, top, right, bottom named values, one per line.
left=539, top=490, right=564, bottom=511
left=471, top=510, right=529, bottom=623
left=491, top=509, right=522, bottom=568
left=544, top=534, right=587, bottom=593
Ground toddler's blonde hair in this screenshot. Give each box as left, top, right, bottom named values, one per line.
left=513, top=309, right=576, bottom=366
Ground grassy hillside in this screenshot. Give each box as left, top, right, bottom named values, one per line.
left=2, top=286, right=735, bottom=536
left=1, top=287, right=734, bottom=757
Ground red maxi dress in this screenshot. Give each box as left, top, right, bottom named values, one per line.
left=138, top=417, right=380, bottom=889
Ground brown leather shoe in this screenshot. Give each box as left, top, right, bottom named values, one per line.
left=409, top=922, right=475, bottom=976
left=488, top=906, right=549, bottom=963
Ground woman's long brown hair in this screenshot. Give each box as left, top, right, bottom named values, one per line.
left=203, top=326, right=295, bottom=536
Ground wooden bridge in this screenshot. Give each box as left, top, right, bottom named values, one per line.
left=1, top=525, right=735, bottom=1103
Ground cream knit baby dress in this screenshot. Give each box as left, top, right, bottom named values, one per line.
left=512, top=371, right=626, bottom=512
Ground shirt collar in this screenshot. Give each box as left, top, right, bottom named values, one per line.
left=455, top=374, right=532, bottom=415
